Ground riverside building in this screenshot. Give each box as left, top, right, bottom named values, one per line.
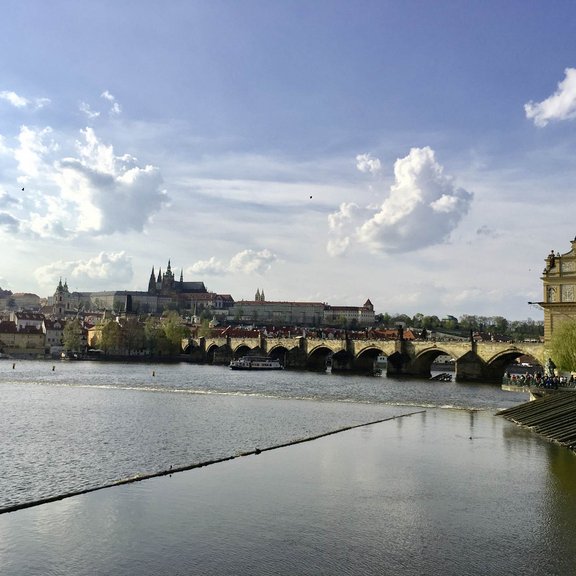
left=539, top=237, right=576, bottom=342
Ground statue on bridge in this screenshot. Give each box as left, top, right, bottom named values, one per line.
left=546, top=357, right=556, bottom=377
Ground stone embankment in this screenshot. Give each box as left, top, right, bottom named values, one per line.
left=498, top=391, right=576, bottom=450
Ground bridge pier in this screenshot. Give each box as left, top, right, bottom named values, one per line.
left=385, top=341, right=433, bottom=378
left=455, top=351, right=510, bottom=383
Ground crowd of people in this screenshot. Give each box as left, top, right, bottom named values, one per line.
left=503, top=372, right=575, bottom=389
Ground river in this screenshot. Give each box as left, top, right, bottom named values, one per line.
left=1, top=360, right=576, bottom=575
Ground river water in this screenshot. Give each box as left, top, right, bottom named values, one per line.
left=2, top=360, right=576, bottom=575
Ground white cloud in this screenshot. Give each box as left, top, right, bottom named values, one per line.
left=101, top=90, right=122, bottom=115
left=525, top=68, right=576, bottom=127
left=328, top=147, right=473, bottom=255
left=0, top=191, right=19, bottom=206
left=188, top=256, right=228, bottom=276
left=15, top=125, right=58, bottom=179
left=356, top=153, right=382, bottom=174
left=0, top=212, right=20, bottom=232
left=0, top=121, right=168, bottom=239
left=0, top=90, right=29, bottom=108
left=327, top=202, right=360, bottom=256
left=189, top=249, right=278, bottom=277
left=229, top=249, right=277, bottom=274
left=0, top=91, right=49, bottom=110
left=34, top=251, right=133, bottom=290
left=79, top=101, right=101, bottom=119
left=55, top=127, right=168, bottom=234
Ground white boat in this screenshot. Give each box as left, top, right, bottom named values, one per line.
left=229, top=356, right=283, bottom=370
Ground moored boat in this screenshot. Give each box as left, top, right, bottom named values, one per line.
left=229, top=356, right=283, bottom=370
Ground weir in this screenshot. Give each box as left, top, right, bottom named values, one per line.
left=498, top=391, right=576, bottom=450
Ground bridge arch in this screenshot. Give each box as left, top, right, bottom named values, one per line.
left=409, top=347, right=457, bottom=378
left=307, top=345, right=334, bottom=371
left=485, top=348, right=542, bottom=378
left=232, top=343, right=258, bottom=358
left=267, top=344, right=291, bottom=365
left=206, top=343, right=232, bottom=364
left=354, top=346, right=386, bottom=373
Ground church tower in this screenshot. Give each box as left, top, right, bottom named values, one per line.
left=162, top=260, right=175, bottom=292
left=148, top=267, right=157, bottom=294
left=254, top=289, right=265, bottom=302
left=54, top=278, right=70, bottom=318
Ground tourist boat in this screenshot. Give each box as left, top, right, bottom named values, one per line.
left=229, top=356, right=283, bottom=370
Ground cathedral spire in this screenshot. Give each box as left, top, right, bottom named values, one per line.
left=148, top=267, right=157, bottom=294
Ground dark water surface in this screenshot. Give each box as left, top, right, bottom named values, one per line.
left=2, top=360, right=576, bottom=575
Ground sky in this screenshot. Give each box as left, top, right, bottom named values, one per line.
left=2, top=1, right=576, bottom=320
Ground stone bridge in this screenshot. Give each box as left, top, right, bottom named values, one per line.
left=185, top=335, right=546, bottom=383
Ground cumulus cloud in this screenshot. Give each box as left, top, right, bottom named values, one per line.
left=0, top=190, right=20, bottom=233
left=229, top=249, right=277, bottom=274
left=327, top=202, right=360, bottom=256
left=54, top=127, right=168, bottom=234
left=189, top=256, right=228, bottom=276
left=0, top=90, right=29, bottom=108
left=0, top=91, right=50, bottom=110
left=0, top=212, right=20, bottom=232
left=0, top=135, right=9, bottom=155
left=0, top=191, right=19, bottom=206
left=1, top=118, right=167, bottom=238
left=34, top=251, right=133, bottom=290
left=356, top=153, right=382, bottom=175
left=15, top=125, right=58, bottom=179
left=525, top=68, right=576, bottom=127
left=328, top=147, right=473, bottom=255
left=189, top=249, right=278, bottom=277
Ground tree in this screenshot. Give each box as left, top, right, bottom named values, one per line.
left=373, top=313, right=391, bottom=327
left=391, top=314, right=411, bottom=327
left=197, top=318, right=212, bottom=338
left=101, top=321, right=123, bottom=354
left=144, top=317, right=162, bottom=356
left=550, top=319, right=576, bottom=372
left=412, top=313, right=424, bottom=328
left=423, top=315, right=441, bottom=329
left=63, top=318, right=83, bottom=352
left=162, top=312, right=189, bottom=354
left=123, top=318, right=145, bottom=355
left=492, top=316, right=509, bottom=335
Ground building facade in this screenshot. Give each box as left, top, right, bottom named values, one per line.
left=227, top=292, right=375, bottom=328
left=539, top=238, right=576, bottom=342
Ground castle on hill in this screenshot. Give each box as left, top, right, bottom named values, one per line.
left=48, top=260, right=234, bottom=317
left=147, top=260, right=207, bottom=296
left=4, top=259, right=375, bottom=329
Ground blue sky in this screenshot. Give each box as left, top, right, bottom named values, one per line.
left=2, top=1, right=576, bottom=320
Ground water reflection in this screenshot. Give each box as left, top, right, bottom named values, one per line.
left=3, top=410, right=576, bottom=575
